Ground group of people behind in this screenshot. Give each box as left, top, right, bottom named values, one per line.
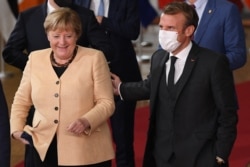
left=0, top=0, right=247, bottom=167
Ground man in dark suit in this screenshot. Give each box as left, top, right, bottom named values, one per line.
left=3, top=0, right=113, bottom=71
left=0, top=81, right=10, bottom=166
left=72, top=0, right=142, bottom=166
left=111, top=2, right=238, bottom=167
left=186, top=0, right=246, bottom=70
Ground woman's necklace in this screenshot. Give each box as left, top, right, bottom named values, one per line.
left=50, top=46, right=78, bottom=67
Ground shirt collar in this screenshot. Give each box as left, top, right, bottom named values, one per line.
left=170, top=42, right=192, bottom=62
left=186, top=0, right=208, bottom=9
left=47, top=1, right=56, bottom=14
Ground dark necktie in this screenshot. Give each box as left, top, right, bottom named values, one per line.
left=168, top=56, right=178, bottom=89
left=98, top=0, right=105, bottom=16
left=190, top=4, right=196, bottom=9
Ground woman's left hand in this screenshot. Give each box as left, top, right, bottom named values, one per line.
left=67, top=118, right=90, bottom=135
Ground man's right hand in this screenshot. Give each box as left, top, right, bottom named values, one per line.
left=111, top=73, right=121, bottom=96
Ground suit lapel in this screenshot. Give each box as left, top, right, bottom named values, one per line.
left=73, top=0, right=91, bottom=8
left=175, top=43, right=199, bottom=99
left=194, top=0, right=216, bottom=43
left=42, top=2, right=48, bottom=18
left=107, top=0, right=116, bottom=17
left=150, top=50, right=169, bottom=112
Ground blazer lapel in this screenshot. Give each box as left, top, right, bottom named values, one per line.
left=194, top=0, right=216, bottom=43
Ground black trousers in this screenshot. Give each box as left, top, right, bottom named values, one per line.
left=110, top=97, right=136, bottom=167
left=24, top=132, right=111, bottom=167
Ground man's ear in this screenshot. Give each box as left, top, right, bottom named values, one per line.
left=185, top=25, right=195, bottom=38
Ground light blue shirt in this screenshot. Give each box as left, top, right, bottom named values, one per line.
left=186, top=0, right=208, bottom=24
left=90, top=0, right=110, bottom=17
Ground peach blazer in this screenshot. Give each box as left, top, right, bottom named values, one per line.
left=10, top=46, right=115, bottom=165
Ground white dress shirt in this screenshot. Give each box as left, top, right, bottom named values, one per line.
left=166, top=42, right=192, bottom=85
left=47, top=1, right=55, bottom=14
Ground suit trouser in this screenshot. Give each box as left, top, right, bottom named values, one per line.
left=110, top=97, right=136, bottom=167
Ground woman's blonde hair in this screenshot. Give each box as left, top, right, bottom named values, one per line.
left=44, top=7, right=82, bottom=38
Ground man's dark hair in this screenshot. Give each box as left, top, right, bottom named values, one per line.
left=163, top=1, right=199, bottom=30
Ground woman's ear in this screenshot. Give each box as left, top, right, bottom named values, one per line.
left=47, top=34, right=51, bottom=42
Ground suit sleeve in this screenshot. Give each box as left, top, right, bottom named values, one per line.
left=0, top=81, right=10, bottom=166
left=211, top=54, right=238, bottom=161
left=2, top=13, right=29, bottom=71
left=223, top=4, right=246, bottom=70
left=120, top=76, right=150, bottom=101
left=101, top=0, right=140, bottom=40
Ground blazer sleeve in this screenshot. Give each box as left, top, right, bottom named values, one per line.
left=81, top=51, right=115, bottom=132
left=223, top=4, right=246, bottom=70
left=10, top=55, right=33, bottom=134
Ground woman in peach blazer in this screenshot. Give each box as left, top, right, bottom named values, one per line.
left=10, top=8, right=115, bottom=167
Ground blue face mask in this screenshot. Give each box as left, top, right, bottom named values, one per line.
left=54, top=0, right=73, bottom=7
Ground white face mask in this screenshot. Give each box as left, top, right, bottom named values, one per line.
left=159, top=30, right=181, bottom=52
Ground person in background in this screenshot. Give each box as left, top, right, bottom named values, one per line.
left=0, top=81, right=10, bottom=166
left=72, top=0, right=142, bottom=167
left=10, top=7, right=115, bottom=167
left=186, top=0, right=246, bottom=70
left=139, top=0, right=160, bottom=28
left=139, top=0, right=160, bottom=48
left=111, top=2, right=238, bottom=167
left=3, top=0, right=113, bottom=71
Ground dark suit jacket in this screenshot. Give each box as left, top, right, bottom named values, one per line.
left=73, top=0, right=141, bottom=82
left=120, top=42, right=238, bottom=167
left=73, top=0, right=158, bottom=28
left=139, top=0, right=158, bottom=28
left=3, top=1, right=113, bottom=71
left=194, top=0, right=246, bottom=70
left=7, top=0, right=18, bottom=18
left=0, top=81, right=10, bottom=166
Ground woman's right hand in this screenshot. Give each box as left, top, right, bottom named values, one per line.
left=12, top=131, right=30, bottom=145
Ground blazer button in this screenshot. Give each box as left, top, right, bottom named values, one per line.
left=54, top=120, right=59, bottom=124
left=54, top=106, right=59, bottom=111
left=56, top=81, right=60, bottom=85
left=54, top=93, right=59, bottom=97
